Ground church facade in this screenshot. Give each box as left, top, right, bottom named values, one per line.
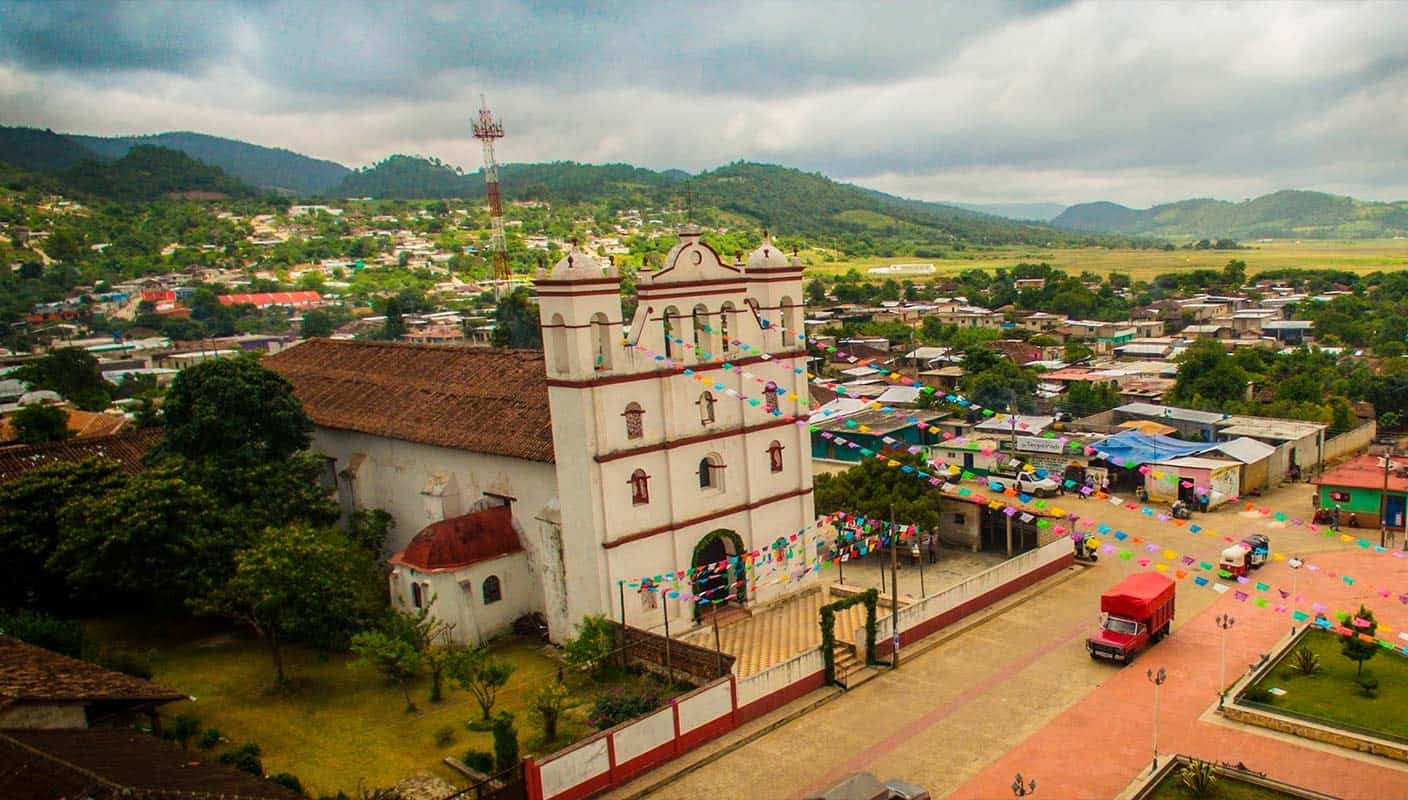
left=267, top=227, right=818, bottom=644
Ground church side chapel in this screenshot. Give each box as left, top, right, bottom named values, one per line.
left=267, top=226, right=819, bottom=645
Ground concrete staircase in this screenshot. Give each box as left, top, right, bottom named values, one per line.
left=679, top=587, right=875, bottom=678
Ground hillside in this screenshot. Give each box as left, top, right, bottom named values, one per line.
left=63, top=145, right=256, bottom=201
left=337, top=156, right=1118, bottom=248
left=68, top=131, right=349, bottom=195
left=0, top=126, right=101, bottom=172
left=1053, top=190, right=1408, bottom=239
left=946, top=201, right=1067, bottom=221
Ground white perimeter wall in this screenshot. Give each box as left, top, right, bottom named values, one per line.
left=859, top=538, right=1070, bottom=645
left=735, top=648, right=825, bottom=708
left=539, top=737, right=610, bottom=799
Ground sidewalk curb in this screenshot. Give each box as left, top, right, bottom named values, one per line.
left=604, top=562, right=1089, bottom=800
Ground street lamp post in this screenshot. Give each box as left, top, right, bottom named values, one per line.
left=1216, top=614, right=1235, bottom=709
left=1147, top=667, right=1167, bottom=774
left=1011, top=772, right=1037, bottom=797
left=1289, top=558, right=1303, bottom=633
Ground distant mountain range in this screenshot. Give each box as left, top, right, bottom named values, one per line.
left=1052, top=191, right=1408, bottom=239
left=2, top=124, right=1403, bottom=240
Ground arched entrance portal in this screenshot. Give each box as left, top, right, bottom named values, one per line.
left=691, top=529, right=746, bottom=620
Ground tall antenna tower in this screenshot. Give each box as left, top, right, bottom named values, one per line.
left=472, top=95, right=510, bottom=294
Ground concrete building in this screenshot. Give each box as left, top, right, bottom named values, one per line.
left=1313, top=454, right=1408, bottom=530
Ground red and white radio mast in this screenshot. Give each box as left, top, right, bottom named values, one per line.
left=472, top=94, right=510, bottom=294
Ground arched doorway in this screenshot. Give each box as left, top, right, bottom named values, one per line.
left=691, top=529, right=746, bottom=620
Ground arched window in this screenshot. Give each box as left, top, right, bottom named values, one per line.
left=693, top=304, right=712, bottom=359
left=781, top=297, right=797, bottom=347
left=698, top=391, right=716, bottom=425
left=698, top=454, right=724, bottom=491
left=663, top=306, right=679, bottom=360
left=720, top=302, right=734, bottom=353
left=623, top=402, right=644, bottom=440
left=630, top=469, right=650, bottom=505
left=768, top=440, right=785, bottom=473
left=590, top=312, right=612, bottom=371
left=410, top=582, right=423, bottom=609
left=482, top=575, right=502, bottom=605
left=548, top=313, right=569, bottom=375
left=764, top=383, right=780, bottom=414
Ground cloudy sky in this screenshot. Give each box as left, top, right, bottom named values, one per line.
left=2, top=0, right=1405, bottom=207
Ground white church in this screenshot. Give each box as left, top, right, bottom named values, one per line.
left=267, top=227, right=819, bottom=643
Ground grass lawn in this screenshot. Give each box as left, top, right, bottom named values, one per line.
left=1146, top=768, right=1302, bottom=800
left=86, top=618, right=653, bottom=797
left=800, top=239, right=1408, bottom=282
left=1247, top=629, right=1408, bottom=741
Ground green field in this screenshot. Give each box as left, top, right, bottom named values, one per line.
left=801, top=239, right=1408, bottom=282
left=1246, top=628, right=1408, bottom=741
left=87, top=619, right=623, bottom=797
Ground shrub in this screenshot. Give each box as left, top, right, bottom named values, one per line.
left=198, top=728, right=223, bottom=750
left=589, top=677, right=665, bottom=730
left=0, top=610, right=88, bottom=658
left=1289, top=646, right=1322, bottom=676
left=462, top=749, right=495, bottom=774
left=433, top=724, right=456, bottom=748
left=1242, top=685, right=1273, bottom=703
left=1179, top=758, right=1218, bottom=798
left=1357, top=676, right=1380, bottom=699
left=219, top=742, right=264, bottom=776
left=163, top=712, right=201, bottom=749
left=491, top=712, right=518, bottom=772
left=271, top=773, right=304, bottom=793
left=563, top=615, right=616, bottom=675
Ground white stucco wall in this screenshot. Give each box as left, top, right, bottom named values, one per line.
left=389, top=551, right=538, bottom=646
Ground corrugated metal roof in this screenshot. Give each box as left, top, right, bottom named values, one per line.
left=1200, top=436, right=1276, bottom=464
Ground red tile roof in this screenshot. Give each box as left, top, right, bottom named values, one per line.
left=0, top=637, right=186, bottom=705
left=217, top=291, right=321, bottom=308
left=265, top=340, right=554, bottom=462
left=0, top=428, right=162, bottom=485
left=0, top=729, right=303, bottom=800
left=391, top=505, right=523, bottom=572
left=1312, top=454, right=1408, bottom=492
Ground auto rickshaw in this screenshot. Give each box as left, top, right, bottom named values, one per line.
left=1219, top=534, right=1270, bottom=577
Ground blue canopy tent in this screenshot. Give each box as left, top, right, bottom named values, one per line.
left=1090, top=430, right=1208, bottom=465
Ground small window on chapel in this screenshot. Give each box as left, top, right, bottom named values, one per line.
left=699, top=391, right=717, bottom=425
left=764, top=384, right=780, bottom=414
left=624, top=403, right=644, bottom=440
left=482, top=575, right=502, bottom=605
left=768, top=440, right=785, bottom=473
left=630, top=469, right=650, bottom=505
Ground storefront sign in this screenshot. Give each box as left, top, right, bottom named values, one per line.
left=1015, top=436, right=1067, bottom=454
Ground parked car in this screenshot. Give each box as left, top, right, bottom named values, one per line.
left=986, top=469, right=1061, bottom=497
left=806, top=772, right=931, bottom=800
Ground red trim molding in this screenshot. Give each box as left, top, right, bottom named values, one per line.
left=603, top=486, right=814, bottom=549
left=544, top=349, right=808, bottom=389
left=595, top=416, right=796, bottom=463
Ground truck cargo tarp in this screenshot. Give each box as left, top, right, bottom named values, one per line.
left=1101, top=572, right=1176, bottom=619
left=1091, top=430, right=1208, bottom=466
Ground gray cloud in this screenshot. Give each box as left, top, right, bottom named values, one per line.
left=1, top=0, right=1405, bottom=206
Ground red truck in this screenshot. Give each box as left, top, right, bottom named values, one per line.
left=1086, top=572, right=1176, bottom=663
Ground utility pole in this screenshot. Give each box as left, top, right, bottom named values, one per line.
left=661, top=597, right=672, bottom=685
left=1147, top=667, right=1167, bottom=774
left=890, top=503, right=900, bottom=669
left=1381, top=442, right=1391, bottom=548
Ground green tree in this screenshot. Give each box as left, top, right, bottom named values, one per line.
left=0, top=459, right=126, bottom=609
left=805, top=278, right=827, bottom=306
left=447, top=647, right=517, bottom=720
left=159, top=356, right=312, bottom=471
left=1340, top=605, right=1379, bottom=676
left=490, top=288, right=543, bottom=349
left=195, top=524, right=380, bottom=686
left=1169, top=339, right=1248, bottom=406
left=300, top=308, right=335, bottom=338
left=54, top=465, right=225, bottom=606
left=563, top=615, right=617, bottom=676
left=814, top=451, right=946, bottom=533
left=352, top=629, right=423, bottom=712
left=381, top=296, right=406, bottom=340
left=14, top=348, right=111, bottom=410
left=11, top=404, right=70, bottom=444
left=492, top=712, right=519, bottom=772
left=529, top=681, right=571, bottom=743
left=1062, top=381, right=1121, bottom=417
left=1063, top=341, right=1094, bottom=364
left=377, top=602, right=456, bottom=703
